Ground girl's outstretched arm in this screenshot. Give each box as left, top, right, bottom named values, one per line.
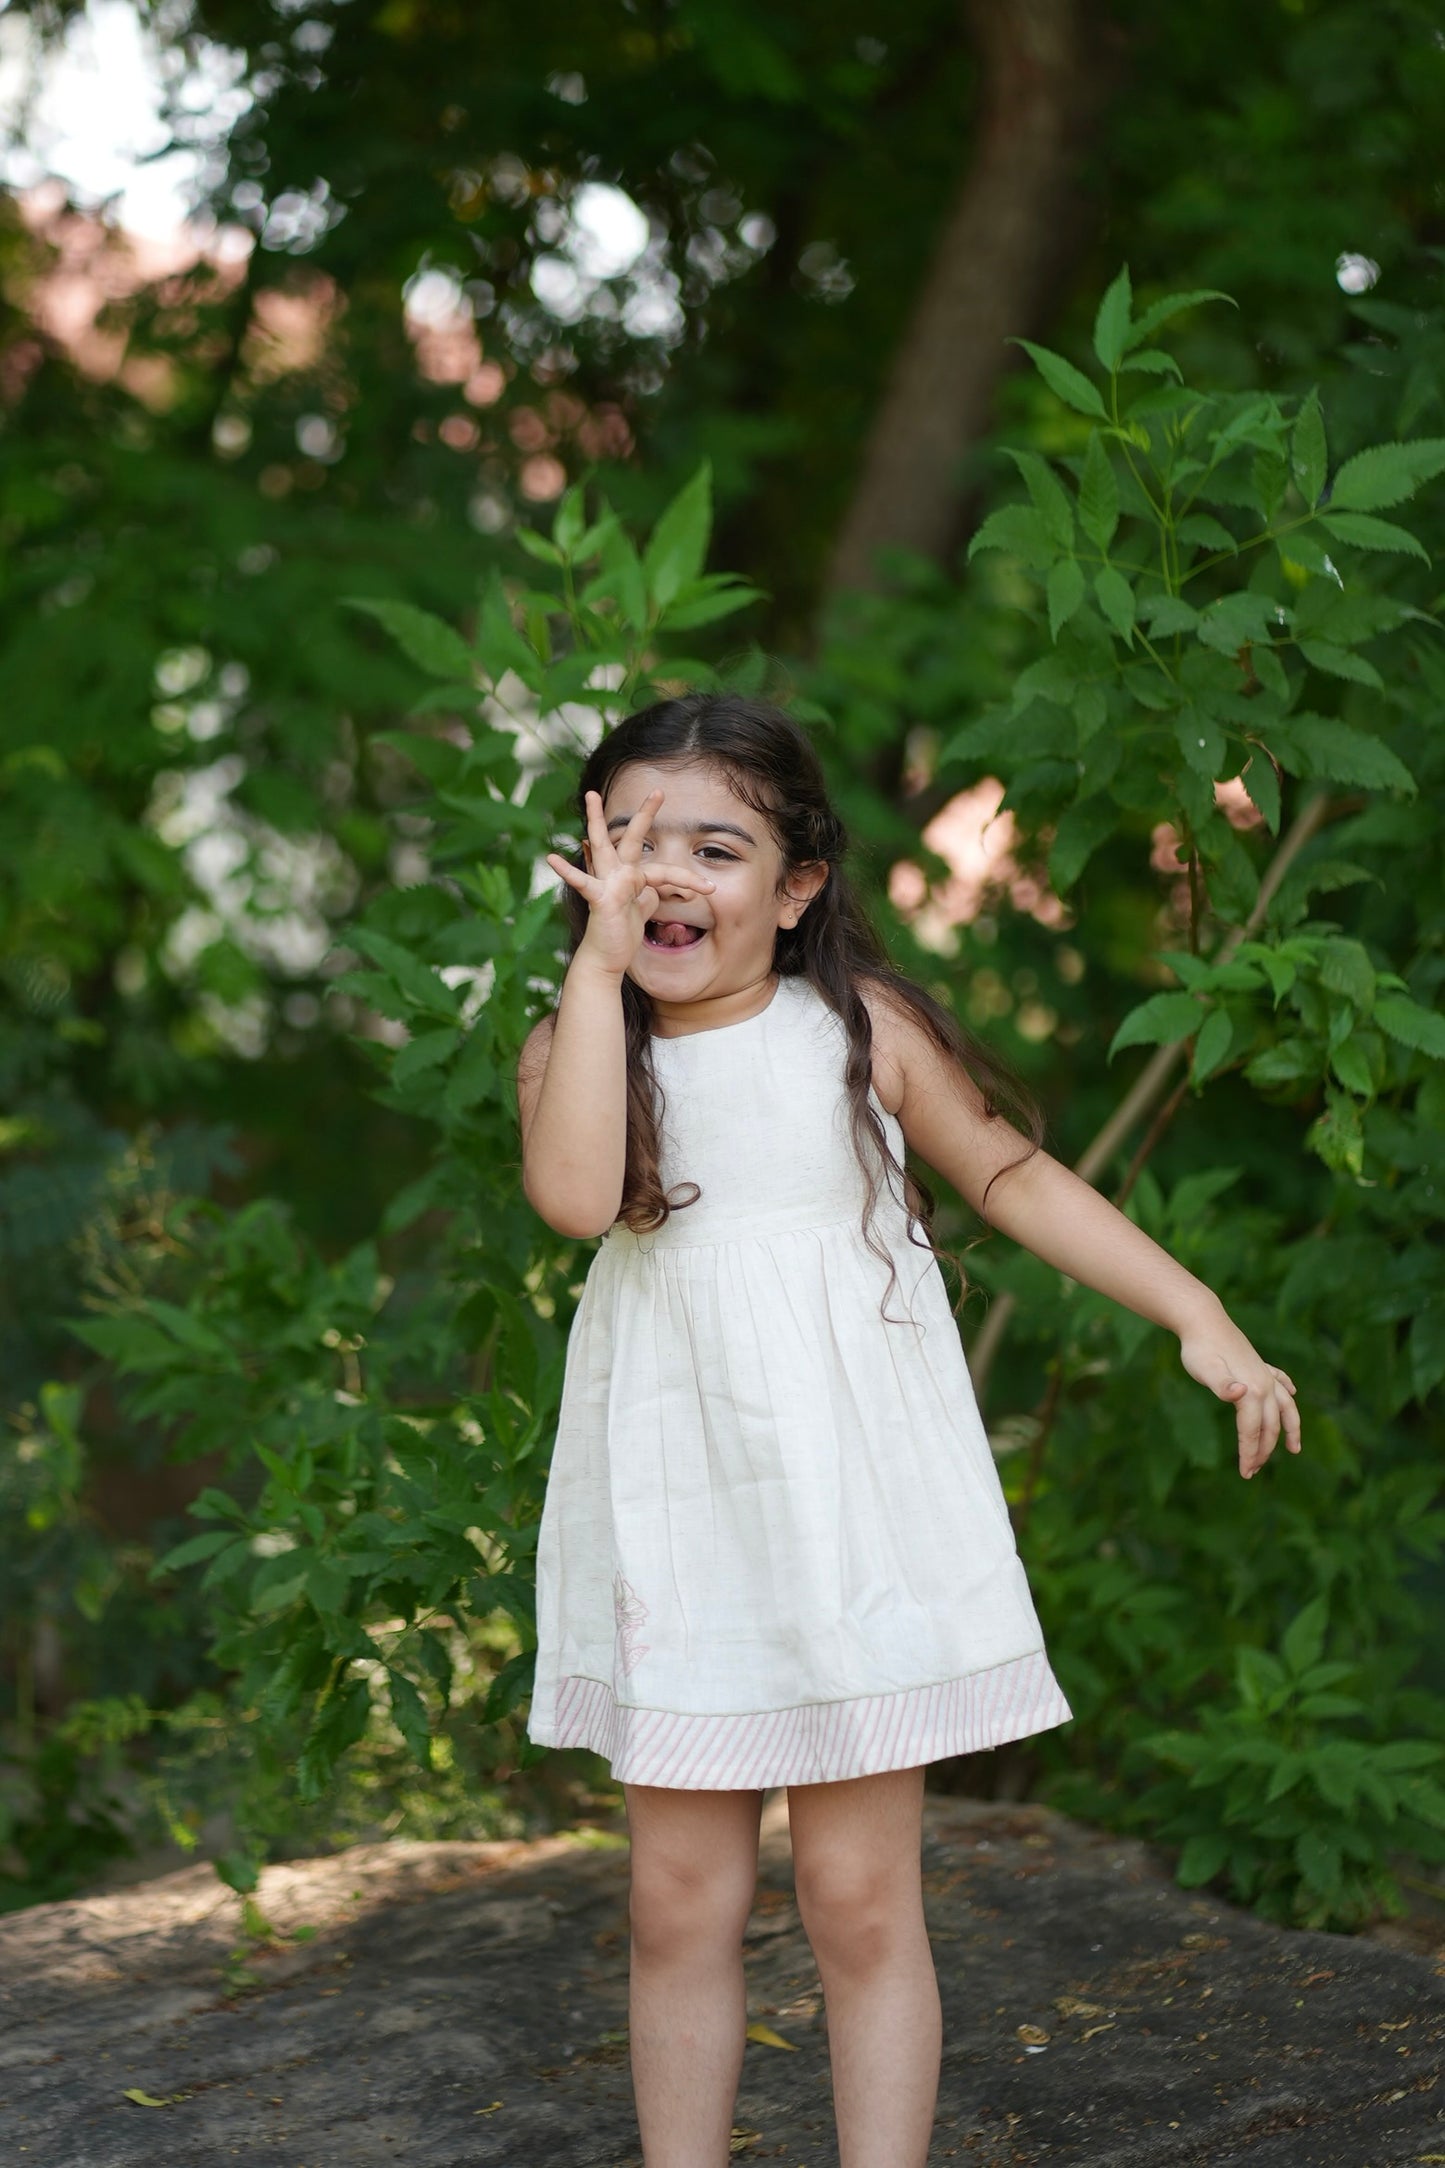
left=870, top=986, right=1301, bottom=1480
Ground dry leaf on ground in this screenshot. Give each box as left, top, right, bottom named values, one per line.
left=745, top=2022, right=797, bottom=2050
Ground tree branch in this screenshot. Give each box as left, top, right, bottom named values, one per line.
left=966, top=787, right=1336, bottom=1406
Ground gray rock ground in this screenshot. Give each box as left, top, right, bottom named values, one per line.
left=1, top=1791, right=1442, bottom=2167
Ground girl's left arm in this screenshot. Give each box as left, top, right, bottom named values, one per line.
left=883, top=999, right=1302, bottom=1480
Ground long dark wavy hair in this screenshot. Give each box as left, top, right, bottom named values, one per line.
left=545, top=691, right=1044, bottom=1321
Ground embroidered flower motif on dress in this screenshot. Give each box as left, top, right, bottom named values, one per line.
left=612, top=1571, right=651, bottom=1675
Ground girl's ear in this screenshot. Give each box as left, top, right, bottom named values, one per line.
left=781, top=861, right=830, bottom=925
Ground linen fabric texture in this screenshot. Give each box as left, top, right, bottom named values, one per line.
left=524, top=969, right=1072, bottom=1788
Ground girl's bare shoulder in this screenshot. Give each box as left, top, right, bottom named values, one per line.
left=854, top=974, right=910, bottom=1118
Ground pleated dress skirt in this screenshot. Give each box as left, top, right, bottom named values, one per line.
left=524, top=968, right=1072, bottom=1788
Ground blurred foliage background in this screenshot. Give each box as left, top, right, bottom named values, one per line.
left=1, top=0, right=1443, bottom=1932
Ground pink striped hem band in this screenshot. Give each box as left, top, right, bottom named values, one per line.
left=529, top=1650, right=1073, bottom=1789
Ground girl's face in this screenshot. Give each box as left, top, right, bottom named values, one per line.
left=592, top=758, right=828, bottom=1017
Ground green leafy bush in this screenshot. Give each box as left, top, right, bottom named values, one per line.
left=28, top=279, right=1445, bottom=1934
left=923, top=269, right=1445, bottom=1929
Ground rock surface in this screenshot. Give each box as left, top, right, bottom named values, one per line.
left=1, top=1792, right=1442, bottom=2166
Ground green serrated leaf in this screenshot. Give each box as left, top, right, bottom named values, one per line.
left=1281, top=716, right=1415, bottom=794
left=1137, top=594, right=1199, bottom=636
left=1245, top=1039, right=1321, bottom=1089
left=1317, top=936, right=1375, bottom=1012
left=1327, top=436, right=1445, bottom=511
left=1092, top=265, right=1132, bottom=373
left=1108, top=990, right=1205, bottom=1060
left=391, top=1027, right=459, bottom=1085
left=552, top=482, right=587, bottom=555
left=1304, top=1089, right=1364, bottom=1177
left=1174, top=709, right=1225, bottom=776
left=1094, top=566, right=1135, bottom=643
left=514, top=525, right=564, bottom=567
left=1009, top=339, right=1107, bottom=418
left=1175, top=1832, right=1229, bottom=1887
left=967, top=504, right=1057, bottom=568
left=1078, top=434, right=1119, bottom=551
left=1298, top=639, right=1384, bottom=690
left=1196, top=592, right=1276, bottom=655
left=1123, top=288, right=1234, bottom=349
left=1176, top=512, right=1238, bottom=555
left=387, top=1668, right=433, bottom=1768
left=1375, top=995, right=1445, bottom=1059
left=1002, top=447, right=1075, bottom=549
left=1252, top=644, right=1290, bottom=701
left=1291, top=392, right=1327, bottom=509
left=1048, top=796, right=1117, bottom=889
left=1190, top=1006, right=1233, bottom=1083
left=345, top=598, right=476, bottom=683
left=477, top=568, right=545, bottom=685
left=347, top=929, right=463, bottom=1018
left=155, top=1529, right=240, bottom=1574
left=1410, top=1301, right=1445, bottom=1400
left=572, top=510, right=620, bottom=561
left=1317, top=511, right=1430, bottom=562
left=1253, top=449, right=1289, bottom=521
left=643, top=461, right=712, bottom=610
left=1294, top=1829, right=1344, bottom=1893
left=1240, top=755, right=1280, bottom=834
left=481, top=1646, right=537, bottom=1725
left=1329, top=1037, right=1375, bottom=1097
left=306, top=1556, right=349, bottom=1617
left=1046, top=557, right=1085, bottom=641
left=1117, top=349, right=1182, bottom=381
left=591, top=525, right=649, bottom=629
left=657, top=580, right=765, bottom=631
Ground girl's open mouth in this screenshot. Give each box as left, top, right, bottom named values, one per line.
left=644, top=922, right=707, bottom=951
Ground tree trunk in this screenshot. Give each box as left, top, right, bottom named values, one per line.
left=822, top=0, right=1119, bottom=610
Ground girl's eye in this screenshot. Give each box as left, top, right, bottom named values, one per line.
left=641, top=843, right=736, bottom=861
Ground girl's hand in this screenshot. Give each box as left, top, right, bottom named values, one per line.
left=1177, top=1306, right=1302, bottom=1479
left=544, top=787, right=716, bottom=978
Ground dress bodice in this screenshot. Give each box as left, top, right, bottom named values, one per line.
left=602, top=970, right=910, bottom=1253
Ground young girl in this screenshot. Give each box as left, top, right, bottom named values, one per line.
left=515, top=691, right=1300, bottom=2168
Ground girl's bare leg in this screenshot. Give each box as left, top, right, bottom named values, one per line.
left=787, top=1765, right=940, bottom=2168
left=623, top=1780, right=766, bottom=2168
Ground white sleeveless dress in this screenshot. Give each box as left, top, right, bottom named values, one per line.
left=525, top=969, right=1072, bottom=1788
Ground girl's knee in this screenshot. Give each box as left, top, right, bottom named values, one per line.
left=628, top=1848, right=755, bottom=1958
left=794, top=1856, right=923, bottom=1971
left=624, top=1786, right=764, bottom=1960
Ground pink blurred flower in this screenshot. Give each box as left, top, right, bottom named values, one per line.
left=888, top=778, right=1068, bottom=948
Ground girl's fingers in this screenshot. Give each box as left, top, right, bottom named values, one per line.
left=582, top=789, right=617, bottom=869
left=545, top=852, right=595, bottom=894
left=641, top=864, right=717, bottom=893
left=545, top=850, right=716, bottom=911
left=605, top=786, right=664, bottom=861
left=1279, top=1384, right=1304, bottom=1453
left=1239, top=1377, right=1304, bottom=1478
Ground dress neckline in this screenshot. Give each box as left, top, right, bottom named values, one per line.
left=649, top=972, right=789, bottom=1042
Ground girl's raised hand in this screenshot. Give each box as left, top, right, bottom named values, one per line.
left=1177, top=1308, right=1302, bottom=1480
left=544, top=788, right=716, bottom=977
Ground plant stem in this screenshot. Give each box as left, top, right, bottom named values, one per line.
left=967, top=786, right=1336, bottom=1407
